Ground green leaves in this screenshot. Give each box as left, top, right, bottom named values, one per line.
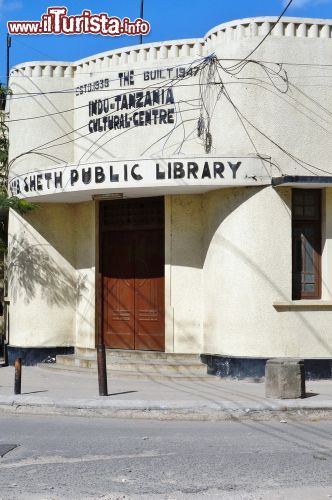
left=0, top=194, right=36, bottom=214
left=0, top=84, right=36, bottom=257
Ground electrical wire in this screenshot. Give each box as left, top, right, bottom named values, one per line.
left=219, top=76, right=332, bottom=177
left=13, top=37, right=58, bottom=61
left=3, top=81, right=251, bottom=124
left=4, top=58, right=332, bottom=84
left=79, top=55, right=209, bottom=163
left=5, top=73, right=332, bottom=124
left=216, top=57, right=332, bottom=140
left=224, top=79, right=332, bottom=135
left=8, top=58, right=207, bottom=167
left=6, top=57, right=207, bottom=101
left=80, top=102, right=201, bottom=163
left=216, top=77, right=275, bottom=178
left=225, top=0, right=294, bottom=72
left=8, top=100, right=201, bottom=170
left=7, top=41, right=332, bottom=182
left=219, top=58, right=332, bottom=69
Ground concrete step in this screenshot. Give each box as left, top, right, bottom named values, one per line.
left=38, top=363, right=210, bottom=381
left=53, top=349, right=209, bottom=380
left=111, top=361, right=206, bottom=376
left=75, top=347, right=200, bottom=362
left=56, top=354, right=207, bottom=376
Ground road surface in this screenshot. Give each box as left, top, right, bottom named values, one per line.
left=0, top=415, right=331, bottom=499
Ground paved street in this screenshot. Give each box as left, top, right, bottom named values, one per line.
left=0, top=415, right=331, bottom=499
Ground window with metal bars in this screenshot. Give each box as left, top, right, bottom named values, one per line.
left=292, top=189, right=321, bottom=300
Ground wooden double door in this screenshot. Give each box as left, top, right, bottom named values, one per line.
left=100, top=198, right=165, bottom=351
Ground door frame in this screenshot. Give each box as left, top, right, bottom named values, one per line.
left=94, top=196, right=166, bottom=351
left=94, top=199, right=103, bottom=349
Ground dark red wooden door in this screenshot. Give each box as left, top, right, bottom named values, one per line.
left=134, top=229, right=165, bottom=350
left=101, top=198, right=165, bottom=351
left=102, top=230, right=136, bottom=349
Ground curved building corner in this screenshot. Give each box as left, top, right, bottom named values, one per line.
left=5, top=16, right=332, bottom=377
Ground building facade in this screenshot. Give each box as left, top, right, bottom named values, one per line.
left=6, top=16, right=332, bottom=376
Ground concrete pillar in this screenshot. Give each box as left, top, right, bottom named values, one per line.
left=265, top=358, right=306, bottom=399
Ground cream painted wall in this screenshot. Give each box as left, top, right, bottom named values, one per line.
left=73, top=202, right=96, bottom=349
left=7, top=202, right=96, bottom=348
left=165, top=194, right=204, bottom=353
left=165, top=187, right=332, bottom=358
left=8, top=75, right=74, bottom=180
left=7, top=188, right=332, bottom=358
left=202, top=186, right=332, bottom=358
left=8, top=205, right=76, bottom=347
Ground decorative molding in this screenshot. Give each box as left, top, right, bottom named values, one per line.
left=204, top=16, right=332, bottom=41
left=9, top=16, right=332, bottom=78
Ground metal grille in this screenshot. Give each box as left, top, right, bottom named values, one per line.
left=101, top=197, right=164, bottom=231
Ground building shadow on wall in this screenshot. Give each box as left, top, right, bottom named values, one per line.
left=165, top=186, right=332, bottom=357
left=165, top=186, right=263, bottom=269
left=8, top=234, right=87, bottom=306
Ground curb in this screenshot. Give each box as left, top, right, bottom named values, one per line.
left=0, top=396, right=331, bottom=421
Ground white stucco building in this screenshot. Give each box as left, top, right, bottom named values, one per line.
left=6, top=16, right=332, bottom=377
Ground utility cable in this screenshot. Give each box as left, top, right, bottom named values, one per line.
left=226, top=0, right=294, bottom=73
left=6, top=57, right=207, bottom=100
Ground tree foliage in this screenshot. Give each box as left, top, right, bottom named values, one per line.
left=0, top=85, right=35, bottom=209
left=0, top=84, right=36, bottom=254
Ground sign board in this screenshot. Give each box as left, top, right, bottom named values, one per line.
left=9, top=156, right=271, bottom=200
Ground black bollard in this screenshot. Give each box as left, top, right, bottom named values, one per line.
left=97, top=344, right=108, bottom=396
left=14, top=357, right=22, bottom=395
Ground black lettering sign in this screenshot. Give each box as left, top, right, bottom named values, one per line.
left=214, top=162, right=224, bottom=178
left=109, top=165, right=119, bottom=182
left=173, top=162, right=185, bottom=179
left=201, top=162, right=212, bottom=179
left=131, top=164, right=142, bottom=181
left=156, top=163, right=165, bottom=179
left=37, top=174, right=43, bottom=191
left=82, top=168, right=91, bottom=184
left=71, top=169, right=79, bottom=186
left=88, top=87, right=177, bottom=134
left=45, top=172, right=52, bottom=189
left=228, top=161, right=241, bottom=179
left=54, top=172, right=62, bottom=189
left=95, top=166, right=105, bottom=183
left=188, top=162, right=198, bottom=179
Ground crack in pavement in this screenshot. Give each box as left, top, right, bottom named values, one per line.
left=0, top=451, right=175, bottom=468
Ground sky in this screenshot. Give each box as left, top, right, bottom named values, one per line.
left=0, top=0, right=331, bottom=80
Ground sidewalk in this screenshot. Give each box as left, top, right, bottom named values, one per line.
left=0, top=365, right=332, bottom=420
